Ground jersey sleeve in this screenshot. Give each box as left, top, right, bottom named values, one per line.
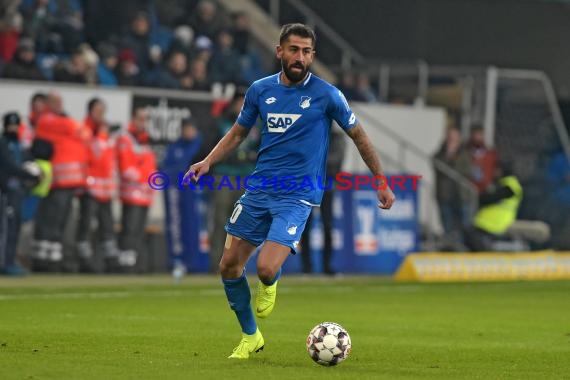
left=327, top=87, right=358, bottom=131
left=236, top=84, right=260, bottom=129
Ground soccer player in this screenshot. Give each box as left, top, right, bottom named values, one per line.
left=185, top=23, right=395, bottom=359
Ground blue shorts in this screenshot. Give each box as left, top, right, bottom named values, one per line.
left=224, top=197, right=312, bottom=254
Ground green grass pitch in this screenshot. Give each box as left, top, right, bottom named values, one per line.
left=1, top=275, right=569, bottom=379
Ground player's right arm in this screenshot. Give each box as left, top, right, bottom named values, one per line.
left=184, top=123, right=250, bottom=182
left=185, top=83, right=260, bottom=183
left=346, top=123, right=395, bottom=210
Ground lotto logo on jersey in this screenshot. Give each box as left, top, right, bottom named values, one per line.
left=267, top=113, right=302, bottom=133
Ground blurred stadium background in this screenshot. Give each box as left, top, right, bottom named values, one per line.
left=1, top=0, right=570, bottom=278
left=0, top=0, right=569, bottom=276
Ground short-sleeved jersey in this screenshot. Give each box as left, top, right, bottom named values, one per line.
left=237, top=72, right=357, bottom=206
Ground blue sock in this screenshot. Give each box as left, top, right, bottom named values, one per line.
left=261, top=267, right=281, bottom=286
left=222, top=273, right=257, bottom=335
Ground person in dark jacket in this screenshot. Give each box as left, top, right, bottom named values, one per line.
left=161, top=117, right=203, bottom=273
left=433, top=126, right=472, bottom=236
left=115, top=48, right=141, bottom=87
left=1, top=38, right=46, bottom=81
left=209, top=28, right=243, bottom=85
left=0, top=112, right=41, bottom=276
left=161, top=117, right=203, bottom=175
left=52, top=48, right=89, bottom=83
left=120, top=10, right=153, bottom=73
left=146, top=50, right=189, bottom=89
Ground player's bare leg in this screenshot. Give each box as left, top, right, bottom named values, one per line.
left=220, top=234, right=264, bottom=359
left=255, top=241, right=290, bottom=318
left=219, top=234, right=256, bottom=279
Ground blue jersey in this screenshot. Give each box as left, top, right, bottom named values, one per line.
left=237, top=72, right=357, bottom=206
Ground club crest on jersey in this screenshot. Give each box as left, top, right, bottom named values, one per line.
left=299, top=96, right=311, bottom=109
left=267, top=113, right=301, bottom=133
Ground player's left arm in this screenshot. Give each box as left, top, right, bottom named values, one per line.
left=346, top=123, right=396, bottom=210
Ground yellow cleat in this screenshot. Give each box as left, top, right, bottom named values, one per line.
left=255, top=280, right=278, bottom=319
left=228, top=328, right=265, bottom=359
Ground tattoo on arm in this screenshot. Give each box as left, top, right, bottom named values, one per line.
left=347, top=123, right=384, bottom=178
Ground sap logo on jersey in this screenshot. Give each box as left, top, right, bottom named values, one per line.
left=267, top=113, right=302, bottom=133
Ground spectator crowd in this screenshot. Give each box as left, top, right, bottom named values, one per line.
left=0, top=0, right=385, bottom=101
left=0, top=0, right=267, bottom=91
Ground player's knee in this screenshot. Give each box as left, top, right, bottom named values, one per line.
left=257, top=264, right=277, bottom=284
left=219, top=261, right=233, bottom=277
left=219, top=258, right=241, bottom=278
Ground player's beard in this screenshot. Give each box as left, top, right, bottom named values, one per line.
left=281, top=59, right=309, bottom=84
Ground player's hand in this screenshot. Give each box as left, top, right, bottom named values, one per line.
left=183, top=160, right=210, bottom=184
left=377, top=186, right=396, bottom=210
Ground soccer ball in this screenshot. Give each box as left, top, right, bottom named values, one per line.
left=306, top=322, right=351, bottom=366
